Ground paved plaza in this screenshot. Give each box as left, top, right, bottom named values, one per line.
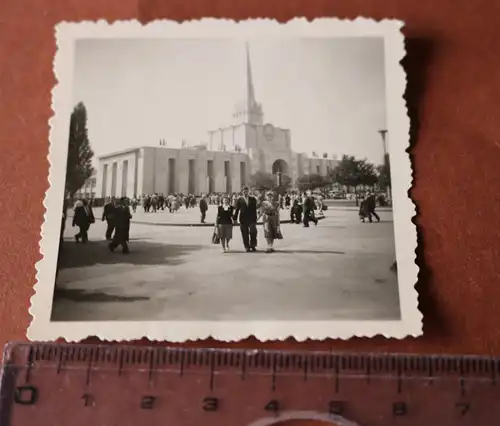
left=52, top=207, right=400, bottom=322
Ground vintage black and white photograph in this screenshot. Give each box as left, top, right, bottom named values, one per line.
left=30, top=19, right=419, bottom=341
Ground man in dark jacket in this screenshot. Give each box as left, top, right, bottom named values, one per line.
left=365, top=192, right=380, bottom=223
left=302, top=190, right=318, bottom=227
left=73, top=199, right=95, bottom=243
left=108, top=197, right=132, bottom=254
left=233, top=186, right=258, bottom=252
left=290, top=198, right=303, bottom=224
left=199, top=195, right=208, bottom=223
left=102, top=197, right=118, bottom=240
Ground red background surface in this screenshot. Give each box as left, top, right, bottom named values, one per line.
left=1, top=0, right=500, bottom=359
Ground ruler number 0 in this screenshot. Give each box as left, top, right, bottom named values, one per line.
left=14, top=386, right=38, bottom=406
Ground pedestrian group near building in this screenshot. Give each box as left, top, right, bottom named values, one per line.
left=63, top=187, right=382, bottom=255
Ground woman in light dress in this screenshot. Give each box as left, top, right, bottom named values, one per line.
left=215, top=195, right=234, bottom=253
left=258, top=191, right=281, bottom=253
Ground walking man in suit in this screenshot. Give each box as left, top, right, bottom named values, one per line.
left=102, top=196, right=118, bottom=240
left=73, top=198, right=95, bottom=243
left=108, top=197, right=132, bottom=254
left=199, top=194, right=208, bottom=223
left=365, top=192, right=380, bottom=223
left=303, top=190, right=318, bottom=227
left=233, top=186, right=258, bottom=252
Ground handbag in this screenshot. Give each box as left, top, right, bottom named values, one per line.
left=212, top=226, right=220, bottom=244
left=276, top=227, right=283, bottom=240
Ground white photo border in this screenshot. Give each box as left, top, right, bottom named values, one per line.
left=29, top=18, right=421, bottom=342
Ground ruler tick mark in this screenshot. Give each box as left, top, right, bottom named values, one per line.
left=335, top=362, right=340, bottom=393
left=85, top=348, right=94, bottom=386
left=179, top=351, right=185, bottom=377
left=240, top=354, right=246, bottom=380
left=56, top=349, right=63, bottom=374
left=271, top=359, right=277, bottom=392
left=118, top=350, right=125, bottom=376
left=24, top=346, right=34, bottom=384
left=209, top=357, right=215, bottom=391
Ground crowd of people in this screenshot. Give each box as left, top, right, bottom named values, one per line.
left=62, top=187, right=382, bottom=255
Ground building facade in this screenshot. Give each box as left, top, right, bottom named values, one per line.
left=75, top=170, right=97, bottom=199
left=95, top=45, right=338, bottom=198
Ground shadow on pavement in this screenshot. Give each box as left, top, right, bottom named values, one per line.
left=53, top=289, right=149, bottom=303
left=274, top=249, right=346, bottom=255
left=57, top=239, right=204, bottom=270
left=224, top=249, right=345, bottom=255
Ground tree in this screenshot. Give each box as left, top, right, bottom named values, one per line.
left=330, top=155, right=360, bottom=189
left=357, top=158, right=378, bottom=187
left=330, top=155, right=379, bottom=191
left=296, top=173, right=330, bottom=192
left=276, top=173, right=292, bottom=195
left=377, top=153, right=391, bottom=190
left=249, top=171, right=292, bottom=195
left=249, top=171, right=275, bottom=191
left=65, top=102, right=94, bottom=199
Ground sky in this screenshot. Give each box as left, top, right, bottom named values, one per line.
left=72, top=37, right=388, bottom=166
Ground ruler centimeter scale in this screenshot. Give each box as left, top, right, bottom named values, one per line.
left=1, top=343, right=500, bottom=425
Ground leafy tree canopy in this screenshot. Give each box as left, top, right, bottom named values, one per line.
left=296, top=173, right=330, bottom=192
left=330, top=154, right=379, bottom=188
left=249, top=171, right=293, bottom=195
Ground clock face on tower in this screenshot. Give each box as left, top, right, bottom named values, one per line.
left=263, top=123, right=275, bottom=142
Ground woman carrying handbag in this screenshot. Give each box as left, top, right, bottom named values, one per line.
left=215, top=195, right=234, bottom=252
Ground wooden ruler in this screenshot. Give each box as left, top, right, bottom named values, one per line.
left=0, top=342, right=499, bottom=425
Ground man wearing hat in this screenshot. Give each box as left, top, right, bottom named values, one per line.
left=233, top=186, right=258, bottom=252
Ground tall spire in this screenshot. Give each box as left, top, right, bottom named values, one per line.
left=232, top=42, right=264, bottom=126
left=246, top=42, right=256, bottom=108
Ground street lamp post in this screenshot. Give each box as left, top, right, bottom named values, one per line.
left=378, top=129, right=388, bottom=159
left=378, top=129, right=390, bottom=201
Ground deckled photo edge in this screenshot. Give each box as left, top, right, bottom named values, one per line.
left=29, top=18, right=420, bottom=342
